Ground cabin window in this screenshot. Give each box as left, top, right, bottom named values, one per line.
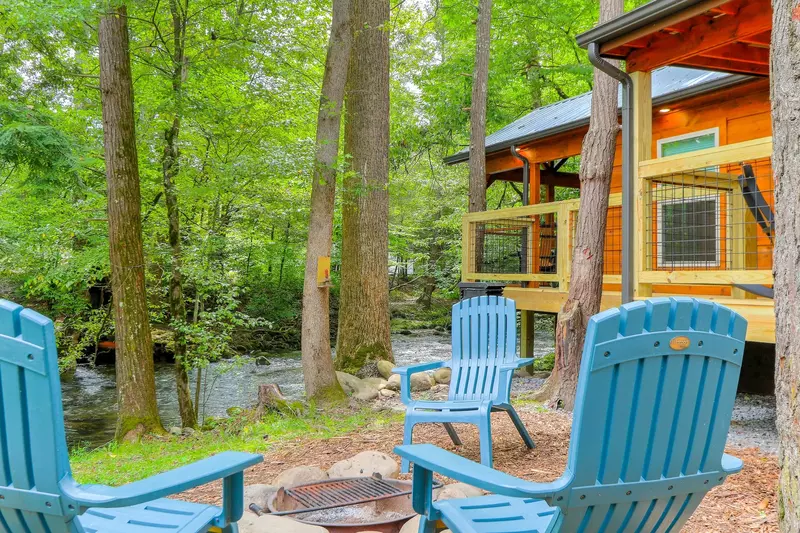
left=656, top=129, right=721, bottom=268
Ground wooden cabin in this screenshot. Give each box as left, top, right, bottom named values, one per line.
left=452, top=8, right=774, bottom=353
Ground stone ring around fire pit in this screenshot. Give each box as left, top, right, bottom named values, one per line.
left=267, top=474, right=441, bottom=533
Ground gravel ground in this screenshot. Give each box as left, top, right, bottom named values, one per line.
left=727, top=393, right=778, bottom=455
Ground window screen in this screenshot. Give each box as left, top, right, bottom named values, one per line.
left=660, top=198, right=718, bottom=266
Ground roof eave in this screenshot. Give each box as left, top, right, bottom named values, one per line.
left=575, top=0, right=711, bottom=49
left=444, top=72, right=755, bottom=166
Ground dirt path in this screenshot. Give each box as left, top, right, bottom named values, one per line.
left=180, top=406, right=778, bottom=532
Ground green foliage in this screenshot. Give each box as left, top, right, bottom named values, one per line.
left=534, top=352, right=556, bottom=372
left=70, top=407, right=401, bottom=486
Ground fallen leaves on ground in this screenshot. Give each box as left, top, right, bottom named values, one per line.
left=178, top=407, right=778, bottom=532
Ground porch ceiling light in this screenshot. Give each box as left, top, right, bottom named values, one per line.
left=659, top=108, right=672, bottom=113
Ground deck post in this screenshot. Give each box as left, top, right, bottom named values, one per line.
left=631, top=70, right=653, bottom=299
left=520, top=310, right=536, bottom=361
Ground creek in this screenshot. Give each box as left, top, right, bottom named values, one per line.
left=61, top=328, right=555, bottom=449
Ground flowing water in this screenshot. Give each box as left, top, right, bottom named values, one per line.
left=61, top=328, right=556, bottom=449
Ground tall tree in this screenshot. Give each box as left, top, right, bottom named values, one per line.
left=162, top=0, right=196, bottom=428
left=535, top=0, right=622, bottom=410
left=335, top=0, right=393, bottom=374
left=301, top=0, right=351, bottom=402
left=468, top=0, right=493, bottom=213
left=771, top=1, right=800, bottom=529
left=98, top=4, right=164, bottom=441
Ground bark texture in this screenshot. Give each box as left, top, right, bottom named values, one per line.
left=335, top=0, right=393, bottom=374
left=538, top=0, right=622, bottom=410
left=301, top=0, right=351, bottom=403
left=164, top=0, right=196, bottom=428
left=468, top=0, right=493, bottom=213
left=99, top=5, right=164, bottom=441
left=771, top=2, right=800, bottom=528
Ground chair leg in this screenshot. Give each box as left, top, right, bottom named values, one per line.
left=506, top=406, right=535, bottom=449
left=418, top=515, right=437, bottom=533
left=478, top=415, right=493, bottom=468
left=220, top=524, right=238, bottom=533
left=402, top=420, right=416, bottom=474
left=442, top=423, right=462, bottom=446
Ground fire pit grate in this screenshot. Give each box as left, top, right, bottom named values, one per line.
left=271, top=474, right=440, bottom=516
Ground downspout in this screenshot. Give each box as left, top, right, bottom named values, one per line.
left=510, top=145, right=530, bottom=206
left=587, top=42, right=634, bottom=304
left=510, top=146, right=531, bottom=287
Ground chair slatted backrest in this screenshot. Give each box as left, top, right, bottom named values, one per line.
left=0, top=300, right=80, bottom=532
left=555, top=298, right=746, bottom=532
left=449, top=296, right=517, bottom=402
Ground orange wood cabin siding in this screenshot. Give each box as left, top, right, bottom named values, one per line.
left=484, top=79, right=772, bottom=298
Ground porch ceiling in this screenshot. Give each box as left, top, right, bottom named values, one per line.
left=577, top=0, right=771, bottom=77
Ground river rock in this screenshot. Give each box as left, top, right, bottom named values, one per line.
left=328, top=451, right=399, bottom=479
left=377, top=360, right=395, bottom=379
left=400, top=516, right=421, bottom=533
left=379, top=388, right=397, bottom=398
left=363, top=377, right=388, bottom=390
left=386, top=374, right=401, bottom=391
left=336, top=372, right=365, bottom=396
left=354, top=387, right=379, bottom=401
left=410, top=372, right=434, bottom=392
left=238, top=514, right=329, bottom=533
left=433, top=367, right=452, bottom=384
left=272, top=466, right=328, bottom=488
left=532, top=371, right=551, bottom=379
left=244, top=484, right=277, bottom=510
left=168, top=426, right=182, bottom=436
left=435, top=482, right=484, bottom=501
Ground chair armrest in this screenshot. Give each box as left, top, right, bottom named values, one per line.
left=395, top=444, right=570, bottom=499
left=393, top=361, right=446, bottom=375
left=498, top=358, right=535, bottom=372
left=61, top=451, right=263, bottom=510
left=722, top=453, right=743, bottom=474
left=394, top=361, right=446, bottom=405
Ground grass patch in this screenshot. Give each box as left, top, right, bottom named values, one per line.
left=70, top=408, right=402, bottom=487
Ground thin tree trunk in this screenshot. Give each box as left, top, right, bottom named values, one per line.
left=162, top=0, right=196, bottom=428
left=468, top=0, right=492, bottom=213
left=771, top=2, right=800, bottom=529
left=300, top=0, right=351, bottom=403
left=336, top=0, right=393, bottom=374
left=98, top=4, right=164, bottom=441
left=536, top=0, right=622, bottom=410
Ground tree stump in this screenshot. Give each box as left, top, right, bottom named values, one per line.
left=255, top=383, right=289, bottom=418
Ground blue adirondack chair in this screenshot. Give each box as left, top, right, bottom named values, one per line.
left=394, top=296, right=535, bottom=473
left=0, top=299, right=263, bottom=533
left=396, top=297, right=747, bottom=533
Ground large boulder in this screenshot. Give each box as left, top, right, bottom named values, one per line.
left=363, top=377, right=388, bottom=390
left=272, top=466, right=328, bottom=488
left=377, top=360, right=395, bottom=379
left=335, top=372, right=379, bottom=400
left=433, top=367, right=452, bottom=385
left=244, top=484, right=277, bottom=511
left=386, top=374, right=401, bottom=391
left=328, top=451, right=399, bottom=480
left=410, top=372, right=434, bottom=392
left=238, top=514, right=329, bottom=533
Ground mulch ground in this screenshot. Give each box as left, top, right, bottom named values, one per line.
left=180, top=407, right=779, bottom=532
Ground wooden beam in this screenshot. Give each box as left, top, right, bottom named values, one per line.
left=626, top=0, right=772, bottom=73
left=632, top=71, right=654, bottom=299
left=487, top=167, right=580, bottom=189
left=639, top=269, right=773, bottom=286
left=700, top=42, right=770, bottom=65
left=677, top=56, right=769, bottom=76
left=639, top=137, right=772, bottom=178
left=740, top=29, right=771, bottom=47
left=599, top=0, right=729, bottom=56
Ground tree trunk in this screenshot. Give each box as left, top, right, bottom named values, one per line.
left=468, top=0, right=492, bottom=213
left=98, top=5, right=164, bottom=441
left=771, top=2, right=800, bottom=529
left=537, top=0, right=622, bottom=411
left=301, top=0, right=350, bottom=403
left=163, top=0, right=196, bottom=429
left=335, top=0, right=393, bottom=374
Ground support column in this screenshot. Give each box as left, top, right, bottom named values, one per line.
left=520, top=310, right=536, bottom=360
left=631, top=70, right=653, bottom=299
